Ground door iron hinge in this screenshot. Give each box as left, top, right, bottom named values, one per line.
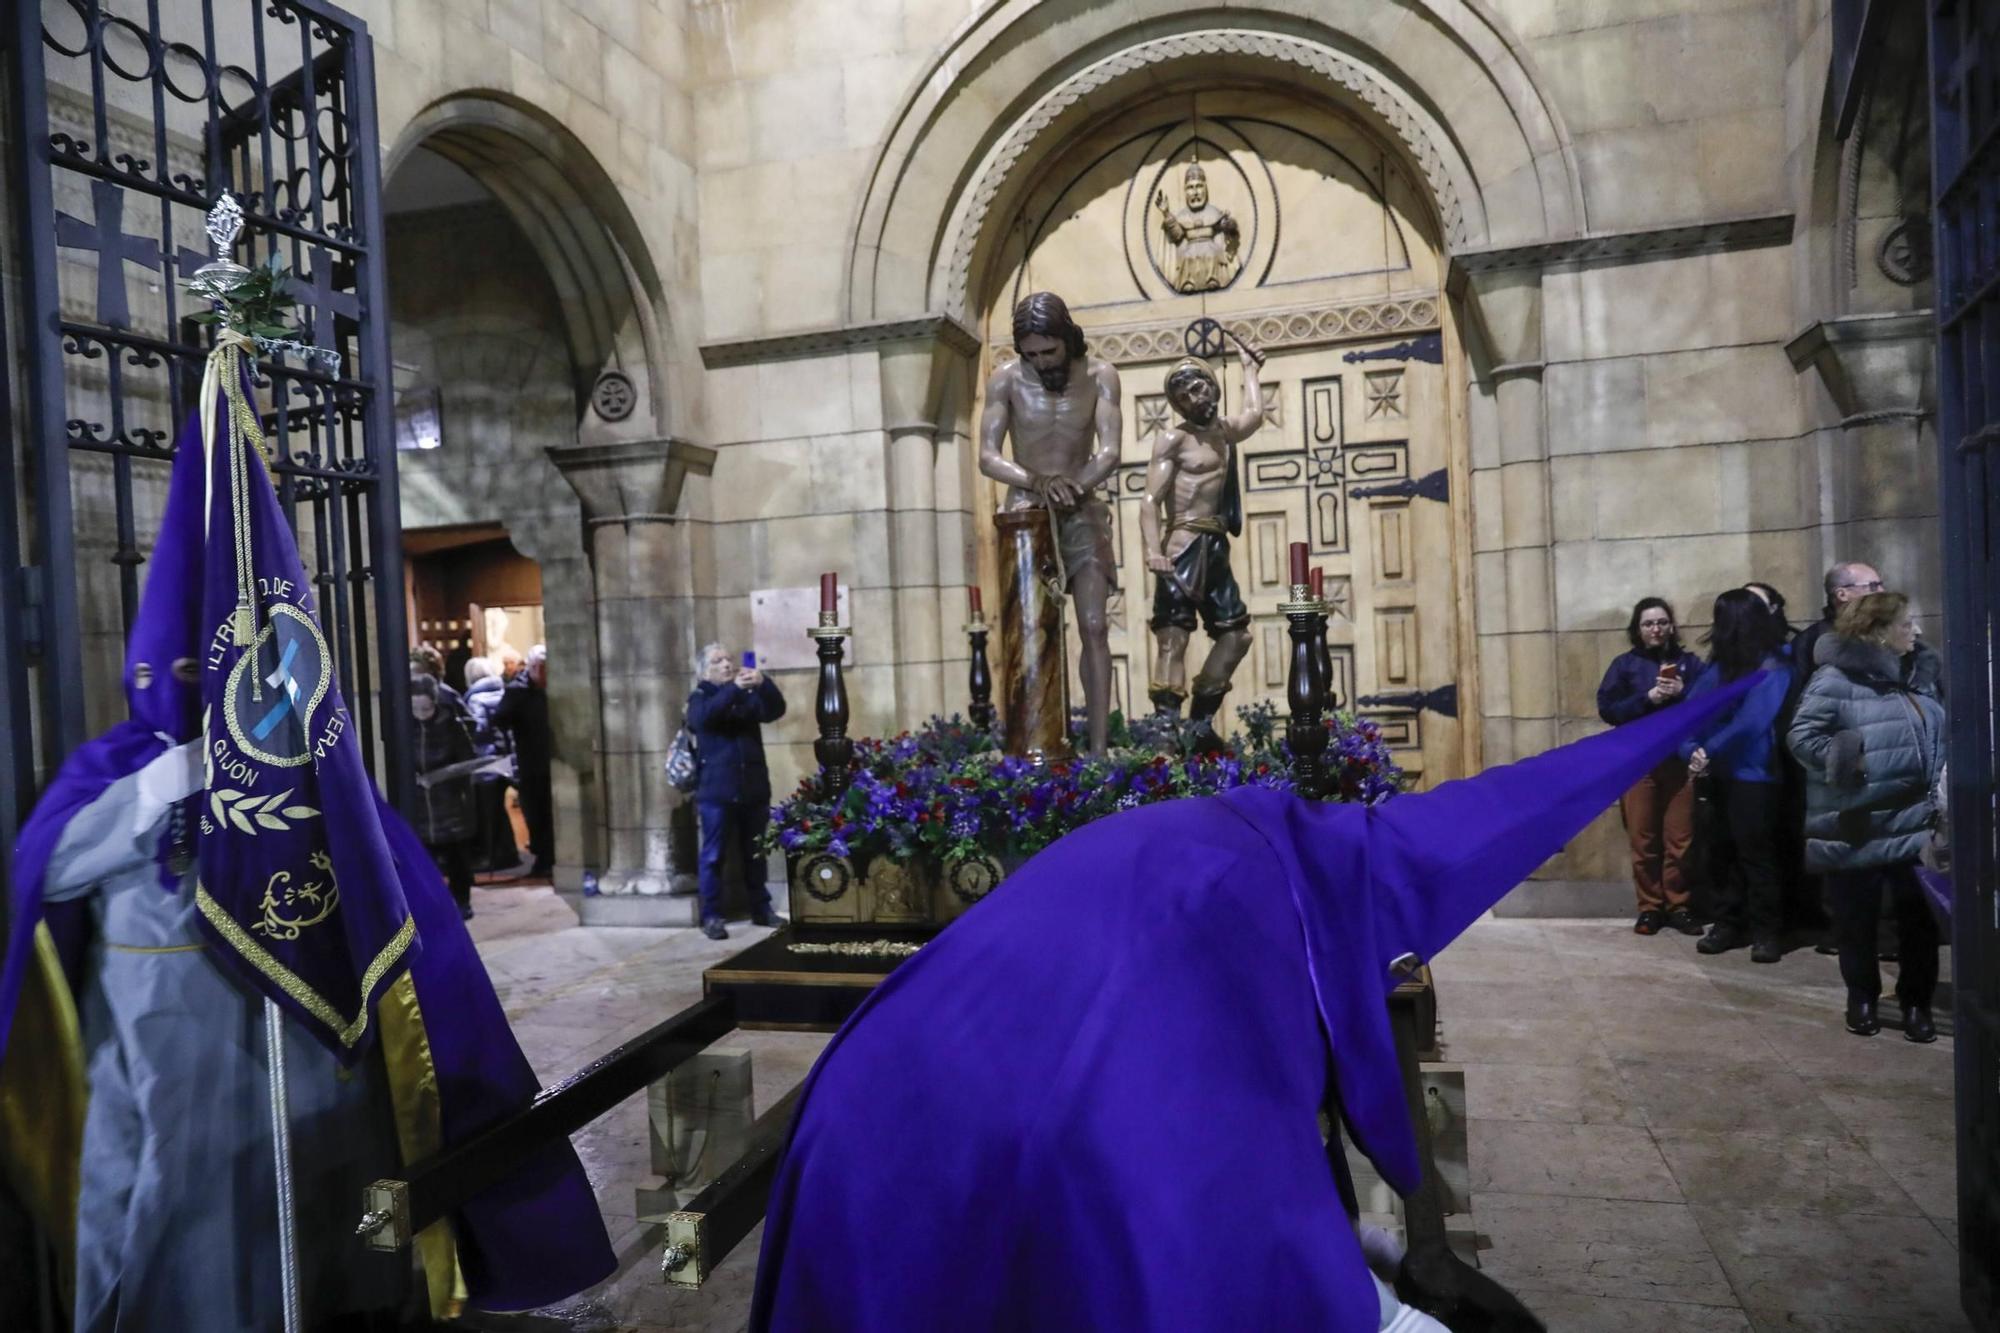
left=1356, top=683, right=1458, bottom=719
left=1348, top=468, right=1449, bottom=504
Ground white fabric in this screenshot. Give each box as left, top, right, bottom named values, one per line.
left=1358, top=1222, right=1406, bottom=1280
left=130, top=740, right=201, bottom=836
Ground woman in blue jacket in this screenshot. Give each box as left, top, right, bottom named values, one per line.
left=1681, top=589, right=1794, bottom=962
left=687, top=642, right=789, bottom=940
left=1597, top=597, right=1707, bottom=935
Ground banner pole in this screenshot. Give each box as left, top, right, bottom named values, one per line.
left=265, top=997, right=303, bottom=1333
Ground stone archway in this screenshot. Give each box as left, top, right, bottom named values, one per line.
left=962, top=75, right=1479, bottom=783
left=833, top=6, right=1592, bottom=792
left=386, top=100, right=710, bottom=911
left=389, top=93, right=670, bottom=431
left=839, top=2, right=1587, bottom=327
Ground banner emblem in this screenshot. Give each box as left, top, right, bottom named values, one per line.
left=222, top=602, right=330, bottom=769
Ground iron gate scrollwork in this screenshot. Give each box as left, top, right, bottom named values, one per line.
left=1928, top=1, right=2000, bottom=1326
left=3, top=0, right=411, bottom=839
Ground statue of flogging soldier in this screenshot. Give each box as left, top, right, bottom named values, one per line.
left=1140, top=338, right=1265, bottom=739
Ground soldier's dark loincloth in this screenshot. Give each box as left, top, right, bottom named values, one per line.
left=1150, top=527, right=1249, bottom=634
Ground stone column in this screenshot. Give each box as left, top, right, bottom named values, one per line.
left=1460, top=266, right=1553, bottom=769
left=550, top=437, right=717, bottom=925
left=1786, top=311, right=1939, bottom=631
left=876, top=333, right=974, bottom=727
left=1462, top=263, right=1612, bottom=912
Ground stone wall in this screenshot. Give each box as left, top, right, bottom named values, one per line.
left=0, top=0, right=1956, bottom=919
left=17, top=0, right=1921, bottom=895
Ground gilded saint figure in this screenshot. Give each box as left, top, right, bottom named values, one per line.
left=1141, top=341, right=1263, bottom=737
left=1154, top=162, right=1241, bottom=293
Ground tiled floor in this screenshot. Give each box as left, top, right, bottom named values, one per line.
left=467, top=888, right=1970, bottom=1331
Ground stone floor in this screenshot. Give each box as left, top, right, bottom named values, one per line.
left=466, top=887, right=1969, bottom=1332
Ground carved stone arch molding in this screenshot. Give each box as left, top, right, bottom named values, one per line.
left=942, top=33, right=1473, bottom=318
left=388, top=94, right=670, bottom=433
left=843, top=0, right=1585, bottom=324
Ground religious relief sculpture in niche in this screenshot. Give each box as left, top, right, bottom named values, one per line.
left=1139, top=338, right=1264, bottom=737
left=978, top=292, right=1124, bottom=755
left=1154, top=162, right=1240, bottom=293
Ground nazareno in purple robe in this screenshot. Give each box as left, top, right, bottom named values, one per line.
left=0, top=375, right=614, bottom=1317
left=751, top=675, right=1757, bottom=1331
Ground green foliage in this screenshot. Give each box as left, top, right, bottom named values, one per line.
left=188, top=253, right=303, bottom=341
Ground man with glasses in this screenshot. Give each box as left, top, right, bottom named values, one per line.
left=1794, top=562, right=1885, bottom=697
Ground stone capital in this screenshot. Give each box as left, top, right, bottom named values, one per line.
left=878, top=332, right=972, bottom=437
left=1785, top=312, right=1935, bottom=422
left=1454, top=264, right=1544, bottom=371
left=547, top=436, right=718, bottom=525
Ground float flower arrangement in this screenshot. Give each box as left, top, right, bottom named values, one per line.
left=767, top=705, right=1403, bottom=881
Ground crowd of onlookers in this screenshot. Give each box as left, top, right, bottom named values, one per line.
left=406, top=641, right=554, bottom=919
left=1598, top=561, right=1948, bottom=1042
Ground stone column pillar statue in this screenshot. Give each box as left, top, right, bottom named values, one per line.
left=977, top=292, right=1123, bottom=755
left=551, top=436, right=716, bottom=923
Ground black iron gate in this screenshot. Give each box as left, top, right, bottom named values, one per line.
left=2, top=2, right=406, bottom=1324
left=2, top=0, right=411, bottom=861
left=1929, top=2, right=2000, bottom=1328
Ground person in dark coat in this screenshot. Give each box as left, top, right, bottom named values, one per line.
left=1682, top=590, right=1794, bottom=963
left=1787, top=592, right=1947, bottom=1041
left=686, top=642, right=788, bottom=940
left=494, top=644, right=554, bottom=877
left=463, top=657, right=520, bottom=874
left=411, top=671, right=480, bottom=918
left=1596, top=597, right=1706, bottom=935
left=1791, top=562, right=1885, bottom=702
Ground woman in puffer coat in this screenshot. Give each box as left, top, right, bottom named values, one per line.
left=1787, top=592, right=1946, bottom=1042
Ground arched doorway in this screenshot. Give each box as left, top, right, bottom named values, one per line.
left=381, top=101, right=699, bottom=906
left=383, top=141, right=595, bottom=878
left=970, top=85, right=1471, bottom=783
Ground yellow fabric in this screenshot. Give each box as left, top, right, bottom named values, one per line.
left=377, top=971, right=464, bottom=1319
left=0, top=925, right=88, bottom=1308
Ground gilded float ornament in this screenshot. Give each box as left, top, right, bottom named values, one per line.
left=795, top=851, right=855, bottom=903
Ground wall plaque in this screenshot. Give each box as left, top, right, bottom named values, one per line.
left=751, top=586, right=858, bottom=671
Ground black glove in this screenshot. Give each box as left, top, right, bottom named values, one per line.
left=1394, top=1242, right=1545, bottom=1333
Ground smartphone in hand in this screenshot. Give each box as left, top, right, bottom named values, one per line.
left=1659, top=661, right=1680, bottom=681
left=741, top=650, right=757, bottom=669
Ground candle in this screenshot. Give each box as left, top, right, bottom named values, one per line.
left=1288, top=541, right=1309, bottom=586
left=968, top=584, right=983, bottom=616
left=820, top=572, right=838, bottom=615
left=1308, top=567, right=1324, bottom=600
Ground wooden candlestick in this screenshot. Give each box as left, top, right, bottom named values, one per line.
left=966, top=614, right=997, bottom=732
left=1282, top=582, right=1328, bottom=798
left=810, top=610, right=853, bottom=796
left=1311, top=609, right=1335, bottom=709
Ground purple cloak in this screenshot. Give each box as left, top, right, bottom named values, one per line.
left=751, top=676, right=1758, bottom=1330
